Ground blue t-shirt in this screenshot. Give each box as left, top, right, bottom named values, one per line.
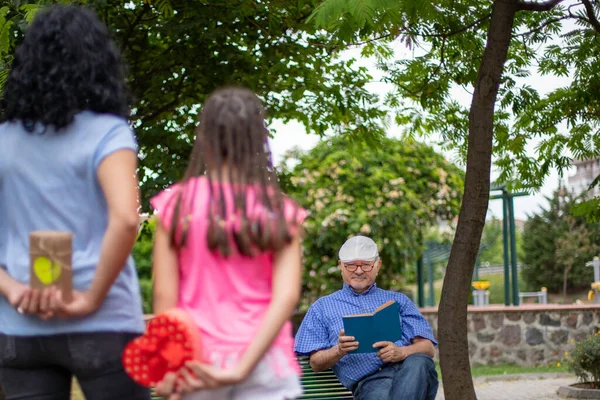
left=0, top=111, right=145, bottom=336
left=294, top=284, right=437, bottom=390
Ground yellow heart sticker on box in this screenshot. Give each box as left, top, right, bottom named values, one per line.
left=34, top=256, right=61, bottom=285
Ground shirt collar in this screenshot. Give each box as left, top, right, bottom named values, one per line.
left=343, top=282, right=378, bottom=296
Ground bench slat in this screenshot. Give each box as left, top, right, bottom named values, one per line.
left=150, top=356, right=353, bottom=400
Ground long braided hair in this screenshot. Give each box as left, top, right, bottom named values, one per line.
left=169, top=86, right=297, bottom=257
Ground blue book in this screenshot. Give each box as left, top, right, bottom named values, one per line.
left=342, top=300, right=402, bottom=353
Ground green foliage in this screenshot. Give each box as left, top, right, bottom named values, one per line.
left=484, top=272, right=528, bottom=305
left=279, top=136, right=464, bottom=309
left=556, top=215, right=600, bottom=300
left=521, top=190, right=600, bottom=294
left=131, top=217, right=156, bottom=314
left=565, top=333, right=600, bottom=388
left=572, top=197, right=600, bottom=223
left=308, top=0, right=600, bottom=222
left=478, top=216, right=524, bottom=266
left=479, top=217, right=504, bottom=266
left=0, top=0, right=387, bottom=209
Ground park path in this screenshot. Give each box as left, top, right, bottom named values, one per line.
left=435, top=373, right=575, bottom=400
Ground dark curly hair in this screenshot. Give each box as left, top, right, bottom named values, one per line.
left=1, top=5, right=129, bottom=131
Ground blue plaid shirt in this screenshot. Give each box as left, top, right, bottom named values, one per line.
left=294, top=283, right=437, bottom=390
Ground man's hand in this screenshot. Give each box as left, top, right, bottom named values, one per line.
left=336, top=329, right=359, bottom=356
left=373, top=341, right=411, bottom=363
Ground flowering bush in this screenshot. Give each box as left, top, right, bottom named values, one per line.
left=565, top=333, right=600, bottom=388
left=278, top=136, right=464, bottom=310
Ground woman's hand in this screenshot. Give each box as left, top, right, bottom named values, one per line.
left=6, top=281, right=29, bottom=310
left=12, top=285, right=57, bottom=320
left=55, top=290, right=102, bottom=318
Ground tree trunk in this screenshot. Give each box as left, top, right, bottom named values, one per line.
left=438, top=1, right=518, bottom=399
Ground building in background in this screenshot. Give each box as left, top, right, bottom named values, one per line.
left=564, top=158, right=600, bottom=199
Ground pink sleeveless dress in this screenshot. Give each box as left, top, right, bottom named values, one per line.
left=150, top=177, right=305, bottom=379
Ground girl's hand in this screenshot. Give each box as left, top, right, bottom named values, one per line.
left=177, top=361, right=246, bottom=393
left=155, top=372, right=182, bottom=400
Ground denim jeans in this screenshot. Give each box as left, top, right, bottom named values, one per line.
left=0, top=332, right=150, bottom=400
left=353, top=354, right=439, bottom=400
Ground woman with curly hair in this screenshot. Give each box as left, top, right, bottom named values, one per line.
left=0, top=5, right=149, bottom=399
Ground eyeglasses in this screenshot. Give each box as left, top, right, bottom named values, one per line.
left=344, top=261, right=376, bottom=272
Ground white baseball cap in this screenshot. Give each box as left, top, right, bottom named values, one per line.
left=339, top=236, right=379, bottom=263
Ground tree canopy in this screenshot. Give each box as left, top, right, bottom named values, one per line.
left=308, top=0, right=600, bottom=194
left=0, top=0, right=386, bottom=207
left=279, top=136, right=464, bottom=310
left=307, top=0, right=600, bottom=398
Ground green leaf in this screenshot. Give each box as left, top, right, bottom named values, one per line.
left=0, top=19, right=12, bottom=56
left=20, top=4, right=43, bottom=23
left=348, top=0, right=376, bottom=29
left=308, top=0, right=348, bottom=29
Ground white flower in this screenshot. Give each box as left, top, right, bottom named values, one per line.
left=390, top=177, right=405, bottom=186
left=315, top=200, right=325, bottom=211
left=360, top=224, right=371, bottom=234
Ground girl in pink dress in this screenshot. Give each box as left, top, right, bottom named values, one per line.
left=151, top=86, right=305, bottom=400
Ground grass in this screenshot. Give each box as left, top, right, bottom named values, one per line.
left=433, top=363, right=569, bottom=381
left=408, top=272, right=572, bottom=306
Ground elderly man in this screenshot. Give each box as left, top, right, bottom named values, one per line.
left=294, top=236, right=438, bottom=400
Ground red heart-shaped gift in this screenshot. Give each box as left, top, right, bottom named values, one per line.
left=122, top=308, right=203, bottom=387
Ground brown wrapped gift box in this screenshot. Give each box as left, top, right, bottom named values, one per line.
left=29, top=231, right=72, bottom=302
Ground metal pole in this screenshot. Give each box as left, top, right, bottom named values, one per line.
left=592, top=257, right=600, bottom=304
left=508, top=194, right=519, bottom=305
left=427, top=255, right=435, bottom=307
left=417, top=256, right=425, bottom=307
left=502, top=190, right=511, bottom=306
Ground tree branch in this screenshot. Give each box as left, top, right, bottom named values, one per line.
left=581, top=0, right=600, bottom=33
left=139, top=74, right=186, bottom=123
left=513, top=15, right=570, bottom=37
left=120, top=5, right=150, bottom=53
left=350, top=13, right=491, bottom=49
left=424, top=13, right=492, bottom=38
left=517, top=0, right=564, bottom=12
left=350, top=33, right=395, bottom=46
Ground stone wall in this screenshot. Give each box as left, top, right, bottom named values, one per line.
left=292, top=304, right=600, bottom=366
left=420, top=304, right=600, bottom=366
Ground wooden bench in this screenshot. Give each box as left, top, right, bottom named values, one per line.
left=296, top=355, right=354, bottom=399
left=150, top=355, right=353, bottom=400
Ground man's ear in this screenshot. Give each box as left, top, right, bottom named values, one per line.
left=376, top=258, right=382, bottom=273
